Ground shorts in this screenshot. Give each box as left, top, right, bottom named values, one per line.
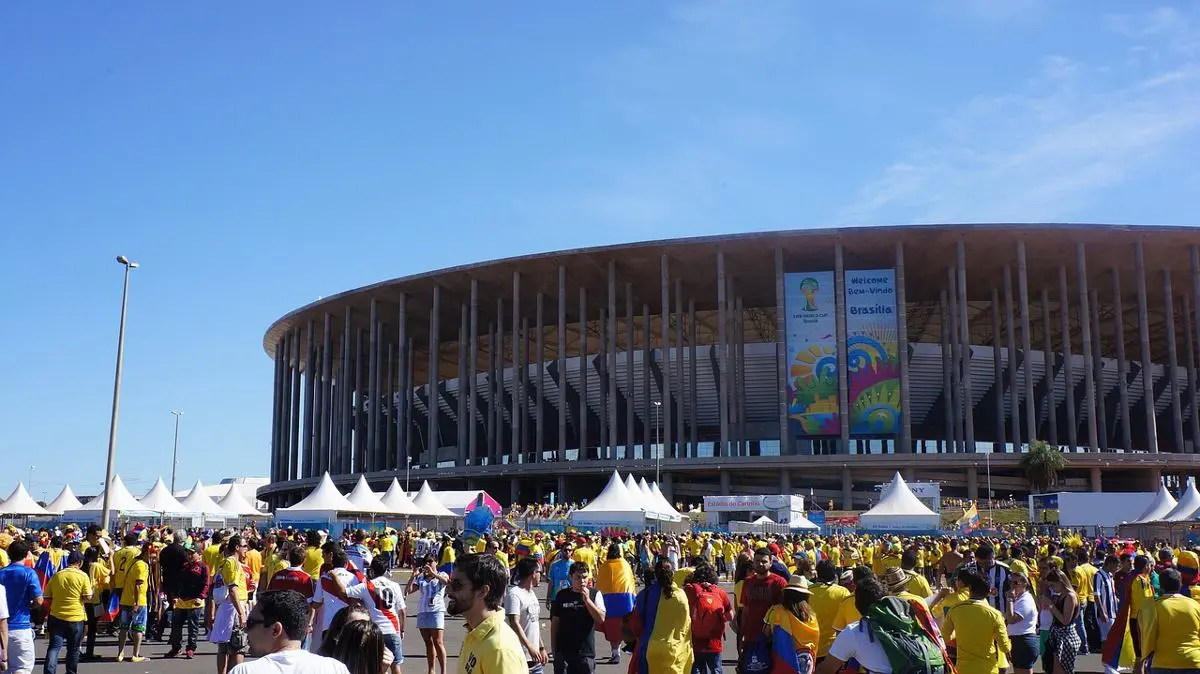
left=6, top=628, right=35, bottom=674
left=383, top=632, right=404, bottom=664
left=119, top=606, right=149, bottom=633
left=218, top=639, right=249, bottom=656
left=417, top=612, right=445, bottom=630
left=1010, top=633, right=1040, bottom=669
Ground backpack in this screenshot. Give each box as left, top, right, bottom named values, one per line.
left=859, top=596, right=946, bottom=674
left=686, top=582, right=727, bottom=641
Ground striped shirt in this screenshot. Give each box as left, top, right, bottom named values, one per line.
left=970, top=561, right=1012, bottom=614
left=1094, top=569, right=1117, bottom=621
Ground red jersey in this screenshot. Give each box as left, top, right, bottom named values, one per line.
left=267, top=567, right=315, bottom=599
left=739, top=573, right=787, bottom=644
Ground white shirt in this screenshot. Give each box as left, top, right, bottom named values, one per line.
left=229, top=648, right=350, bottom=674
left=0, top=583, right=9, bottom=621
left=503, top=585, right=541, bottom=660
left=311, top=568, right=360, bottom=634
left=415, top=576, right=445, bottom=615
left=345, top=577, right=404, bottom=635
left=828, top=621, right=892, bottom=674
left=1007, top=592, right=1038, bottom=636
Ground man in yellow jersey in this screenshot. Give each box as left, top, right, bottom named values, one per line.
left=110, top=533, right=141, bottom=608
left=448, top=553, right=526, bottom=673
left=44, top=550, right=92, bottom=674
left=116, top=543, right=151, bottom=663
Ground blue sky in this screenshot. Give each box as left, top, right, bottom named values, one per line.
left=2, top=1, right=1198, bottom=501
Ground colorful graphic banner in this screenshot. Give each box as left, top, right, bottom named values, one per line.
left=844, top=269, right=902, bottom=435
left=785, top=272, right=839, bottom=436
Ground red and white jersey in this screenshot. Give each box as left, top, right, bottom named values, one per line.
left=346, top=576, right=404, bottom=635
left=312, top=567, right=361, bottom=633
left=267, top=566, right=315, bottom=599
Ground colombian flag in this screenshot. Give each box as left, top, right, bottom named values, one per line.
left=765, top=606, right=819, bottom=674
left=957, top=503, right=980, bottom=535
left=630, top=585, right=694, bottom=674
left=596, top=557, right=636, bottom=643
left=1101, top=579, right=1137, bottom=671
left=35, top=548, right=68, bottom=588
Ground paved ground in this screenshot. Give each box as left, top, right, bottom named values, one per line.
left=30, top=571, right=1111, bottom=673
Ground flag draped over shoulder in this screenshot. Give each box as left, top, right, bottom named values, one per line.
left=1101, top=578, right=1136, bottom=670
left=631, top=585, right=694, bottom=674
left=765, top=606, right=819, bottom=674
left=596, top=558, right=636, bottom=618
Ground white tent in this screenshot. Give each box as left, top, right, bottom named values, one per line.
left=624, top=475, right=651, bottom=510
left=179, top=480, right=233, bottom=520
left=379, top=479, right=429, bottom=517
left=413, top=489, right=502, bottom=517
left=139, top=478, right=195, bottom=518
left=648, top=481, right=686, bottom=521
left=346, top=476, right=393, bottom=515
left=1161, top=477, right=1200, bottom=521
left=786, top=512, right=821, bottom=530
left=278, top=473, right=360, bottom=522
left=44, top=486, right=83, bottom=515
left=0, top=483, right=50, bottom=516
left=67, top=475, right=158, bottom=519
left=410, top=482, right=457, bottom=518
left=570, top=471, right=648, bottom=532
left=858, top=472, right=940, bottom=532
left=1133, top=481, right=1178, bottom=523
left=218, top=485, right=269, bottom=518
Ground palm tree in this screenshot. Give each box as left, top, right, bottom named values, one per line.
left=1018, top=440, right=1068, bottom=493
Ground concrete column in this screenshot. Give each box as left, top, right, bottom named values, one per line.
left=1089, top=291, right=1109, bottom=451
left=991, top=289, right=1006, bottom=452
left=967, top=469, right=978, bottom=500
left=511, top=272, right=521, bottom=464
left=940, top=290, right=955, bottom=452
left=1135, top=241, right=1159, bottom=453
left=720, top=470, right=732, bottom=496
left=536, top=293, right=545, bottom=463
left=338, top=314, right=350, bottom=473
left=835, top=243, right=850, bottom=452
left=896, top=242, right=912, bottom=453
left=841, top=466, right=853, bottom=509
left=643, top=304, right=651, bottom=458
left=488, top=320, right=497, bottom=464
left=405, top=336, right=415, bottom=461
left=957, top=239, right=976, bottom=453
left=780, top=470, right=791, bottom=494
left=303, top=321, right=315, bottom=477
left=626, top=284, right=635, bottom=458
left=947, top=272, right=963, bottom=453
left=775, top=248, right=789, bottom=454
left=385, top=342, right=394, bottom=469
left=354, top=329, right=364, bottom=468
left=609, top=261, right=619, bottom=459
left=675, top=278, right=685, bottom=459
left=717, top=252, right=729, bottom=457
left=278, top=336, right=291, bottom=481
left=1077, top=244, right=1099, bottom=453
left=1004, top=266, right=1020, bottom=450
left=598, top=307, right=608, bottom=459
left=578, top=288, right=588, bottom=458
left=429, top=286, right=441, bottom=460
left=458, top=307, right=468, bottom=466
left=367, top=299, right=379, bottom=470
left=521, top=317, right=530, bottom=462
left=311, top=332, right=324, bottom=475
left=469, top=281, right=479, bottom=466
left=1041, top=289, right=1057, bottom=445
left=290, top=328, right=301, bottom=480
left=317, top=321, right=331, bottom=474
left=661, top=254, right=673, bottom=457
left=662, top=472, right=674, bottom=502
left=557, top=474, right=567, bottom=505
left=689, top=299, right=699, bottom=456
left=1059, top=267, right=1077, bottom=451
left=1192, top=246, right=1200, bottom=450
left=510, top=479, right=519, bottom=505
left=1165, top=270, right=1185, bottom=453
left=736, top=296, right=747, bottom=455
left=1184, top=295, right=1200, bottom=452
left=1090, top=466, right=1102, bottom=492
left=558, top=266, right=568, bottom=462
left=1017, top=239, right=1037, bottom=438
left=271, top=341, right=283, bottom=482
left=396, top=299, right=407, bottom=469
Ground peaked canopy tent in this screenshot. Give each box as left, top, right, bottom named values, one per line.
left=0, top=483, right=50, bottom=517
left=44, top=486, right=83, bottom=515
left=276, top=473, right=365, bottom=531
left=64, top=475, right=159, bottom=523
left=179, top=480, right=234, bottom=523
left=345, top=475, right=395, bottom=515
left=570, top=471, right=653, bottom=533
left=647, top=480, right=687, bottom=521
left=139, top=478, right=197, bottom=519
left=379, top=479, right=429, bottom=517
left=410, top=482, right=457, bottom=519
left=1160, top=477, right=1200, bottom=522
left=218, top=485, right=270, bottom=519
left=415, top=489, right=502, bottom=518
left=1133, top=482, right=1179, bottom=523
left=858, top=472, right=941, bottom=533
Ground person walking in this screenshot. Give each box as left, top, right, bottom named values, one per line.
left=230, top=590, right=349, bottom=674
left=550, top=561, right=606, bottom=674
left=1004, top=572, right=1039, bottom=674
left=1136, top=568, right=1200, bottom=674
left=625, top=558, right=693, bottom=674
left=944, top=566, right=1011, bottom=674
left=446, top=553, right=526, bottom=674
left=79, top=547, right=109, bottom=661
left=406, top=555, right=448, bottom=674
left=1040, top=569, right=1081, bottom=674
left=682, top=561, right=731, bottom=674
left=210, top=536, right=251, bottom=674
left=167, top=547, right=209, bottom=659
left=505, top=557, right=547, bottom=673
left=42, top=551, right=92, bottom=674
left=763, top=575, right=819, bottom=674
left=116, top=542, right=151, bottom=663
left=0, top=539, right=44, bottom=674
left=321, top=557, right=406, bottom=674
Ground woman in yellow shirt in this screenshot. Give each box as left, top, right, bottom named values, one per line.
left=945, top=566, right=1011, bottom=674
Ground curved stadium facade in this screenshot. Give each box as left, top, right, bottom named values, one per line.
left=259, top=224, right=1200, bottom=510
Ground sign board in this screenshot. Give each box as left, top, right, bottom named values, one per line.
left=785, top=271, right=839, bottom=436
left=843, top=269, right=902, bottom=435
left=703, top=495, right=804, bottom=513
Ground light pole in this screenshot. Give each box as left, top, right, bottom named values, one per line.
left=653, top=401, right=662, bottom=482
left=406, top=455, right=413, bottom=493
left=28, top=465, right=34, bottom=489
left=986, top=449, right=993, bottom=523
left=100, top=255, right=138, bottom=533
left=170, top=410, right=184, bottom=493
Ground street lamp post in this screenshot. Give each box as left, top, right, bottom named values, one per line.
left=986, top=450, right=993, bottom=522
left=28, top=465, right=34, bottom=489
left=170, top=410, right=184, bottom=493
left=653, top=401, right=662, bottom=482
left=406, top=456, right=413, bottom=493
left=100, top=255, right=138, bottom=533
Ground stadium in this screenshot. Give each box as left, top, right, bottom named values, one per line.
left=258, top=224, right=1200, bottom=511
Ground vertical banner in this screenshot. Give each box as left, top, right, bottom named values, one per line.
left=785, top=272, right=839, bottom=436
left=844, top=269, right=902, bottom=435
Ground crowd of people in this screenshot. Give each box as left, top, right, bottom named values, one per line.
left=1, top=522, right=1200, bottom=674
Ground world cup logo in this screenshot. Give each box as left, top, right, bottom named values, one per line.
left=799, top=277, right=820, bottom=312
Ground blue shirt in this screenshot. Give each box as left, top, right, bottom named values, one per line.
left=0, top=563, right=43, bottom=630
left=547, top=559, right=572, bottom=602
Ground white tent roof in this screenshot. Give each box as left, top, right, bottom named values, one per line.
left=44, top=486, right=83, bottom=515
left=1162, top=477, right=1200, bottom=521
left=649, top=481, right=686, bottom=519
left=0, top=483, right=49, bottom=516
left=577, top=471, right=643, bottom=513
left=179, top=480, right=234, bottom=517
left=752, top=515, right=775, bottom=525
left=411, top=482, right=457, bottom=518
left=71, top=475, right=154, bottom=513
left=218, top=484, right=268, bottom=517
left=380, top=478, right=429, bottom=516
left=280, top=473, right=358, bottom=513
left=1133, top=481, right=1178, bottom=523
left=862, top=473, right=938, bottom=517
left=787, top=513, right=821, bottom=530
left=346, top=475, right=393, bottom=514
left=624, top=475, right=650, bottom=509
left=139, top=478, right=195, bottom=516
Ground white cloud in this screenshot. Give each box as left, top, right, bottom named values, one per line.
left=840, top=8, right=1200, bottom=224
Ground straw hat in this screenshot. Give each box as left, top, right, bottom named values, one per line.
left=783, top=575, right=812, bottom=596
left=881, top=566, right=911, bottom=594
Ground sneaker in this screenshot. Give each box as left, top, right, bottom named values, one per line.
left=165, top=649, right=180, bottom=659
left=185, top=650, right=195, bottom=659
left=116, top=653, right=125, bottom=663
left=131, top=656, right=147, bottom=663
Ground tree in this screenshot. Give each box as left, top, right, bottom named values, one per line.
left=1019, top=440, right=1068, bottom=493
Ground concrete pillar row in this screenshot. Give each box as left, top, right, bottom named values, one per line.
left=841, top=466, right=853, bottom=510
left=1090, top=467, right=1102, bottom=493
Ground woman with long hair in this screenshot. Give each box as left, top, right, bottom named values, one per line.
left=763, top=575, right=819, bottom=674
left=320, top=607, right=388, bottom=674
left=1005, top=572, right=1040, bottom=674
left=405, top=554, right=448, bottom=674
left=1040, top=568, right=1081, bottom=674
left=625, top=557, right=694, bottom=674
